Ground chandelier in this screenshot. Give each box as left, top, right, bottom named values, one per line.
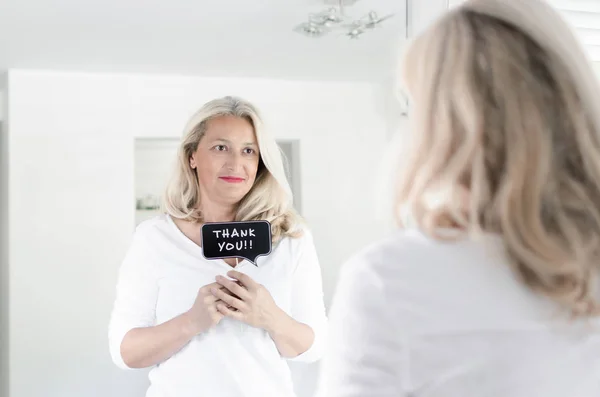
left=294, top=0, right=394, bottom=39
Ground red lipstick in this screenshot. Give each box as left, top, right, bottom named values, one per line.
left=219, top=176, right=244, bottom=183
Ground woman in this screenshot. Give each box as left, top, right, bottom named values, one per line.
left=109, top=96, right=327, bottom=397
left=317, top=1, right=600, bottom=396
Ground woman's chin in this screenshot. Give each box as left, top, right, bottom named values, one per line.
left=217, top=191, right=250, bottom=206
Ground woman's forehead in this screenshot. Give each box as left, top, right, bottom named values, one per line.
left=202, top=116, right=257, bottom=143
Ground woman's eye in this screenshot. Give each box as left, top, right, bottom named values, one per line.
left=214, top=145, right=227, bottom=151
left=243, top=148, right=256, bottom=155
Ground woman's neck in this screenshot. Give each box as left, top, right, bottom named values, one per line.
left=199, top=202, right=236, bottom=223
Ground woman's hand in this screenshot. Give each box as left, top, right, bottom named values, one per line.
left=211, top=271, right=284, bottom=331
left=185, top=281, right=229, bottom=335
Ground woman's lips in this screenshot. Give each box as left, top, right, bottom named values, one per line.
left=219, top=176, right=245, bottom=183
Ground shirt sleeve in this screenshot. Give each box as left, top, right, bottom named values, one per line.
left=286, top=229, right=329, bottom=363
left=108, top=224, right=160, bottom=370
left=315, top=251, right=407, bottom=396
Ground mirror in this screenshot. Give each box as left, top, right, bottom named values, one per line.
left=0, top=1, right=543, bottom=397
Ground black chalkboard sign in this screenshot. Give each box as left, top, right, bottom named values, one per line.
left=201, top=221, right=272, bottom=266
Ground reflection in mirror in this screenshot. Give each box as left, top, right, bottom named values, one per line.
left=0, top=1, right=456, bottom=397
left=134, top=138, right=303, bottom=226
left=111, top=96, right=327, bottom=397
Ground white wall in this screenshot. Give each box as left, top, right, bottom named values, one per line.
left=1, top=72, right=9, bottom=397
left=3, top=69, right=389, bottom=397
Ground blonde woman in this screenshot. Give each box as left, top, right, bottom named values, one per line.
left=317, top=1, right=600, bottom=396
left=108, top=96, right=327, bottom=397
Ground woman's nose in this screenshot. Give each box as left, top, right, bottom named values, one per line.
left=225, top=152, right=242, bottom=170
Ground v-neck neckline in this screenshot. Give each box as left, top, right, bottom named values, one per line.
left=165, top=214, right=246, bottom=269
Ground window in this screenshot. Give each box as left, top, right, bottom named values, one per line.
left=447, top=0, right=600, bottom=61
left=548, top=0, right=600, bottom=61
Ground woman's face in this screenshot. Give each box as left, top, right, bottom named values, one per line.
left=190, top=115, right=260, bottom=207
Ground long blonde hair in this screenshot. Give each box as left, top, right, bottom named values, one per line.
left=163, top=96, right=303, bottom=243
left=397, top=0, right=600, bottom=316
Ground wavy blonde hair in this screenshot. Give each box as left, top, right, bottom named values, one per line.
left=163, top=96, right=303, bottom=243
left=397, top=0, right=600, bottom=316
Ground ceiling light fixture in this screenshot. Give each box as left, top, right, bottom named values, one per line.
left=294, top=0, right=394, bottom=39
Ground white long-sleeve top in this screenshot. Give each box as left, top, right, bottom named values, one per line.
left=316, top=228, right=600, bottom=397
left=108, top=214, right=327, bottom=397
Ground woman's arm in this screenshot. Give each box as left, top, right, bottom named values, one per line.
left=108, top=226, right=224, bottom=369
left=265, top=306, right=316, bottom=359
left=119, top=312, right=197, bottom=368
left=280, top=230, right=328, bottom=362
left=315, top=253, right=406, bottom=397
left=213, top=270, right=316, bottom=358
left=213, top=270, right=322, bottom=359
left=119, top=281, right=225, bottom=368
left=108, top=227, right=161, bottom=369
left=212, top=230, right=328, bottom=361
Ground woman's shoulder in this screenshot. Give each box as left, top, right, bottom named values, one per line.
left=131, top=214, right=172, bottom=243
left=136, top=213, right=169, bottom=230
left=278, top=222, right=313, bottom=243
left=272, top=224, right=317, bottom=261
left=341, top=228, right=506, bottom=288
left=341, top=229, right=431, bottom=277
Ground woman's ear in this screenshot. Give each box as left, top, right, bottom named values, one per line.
left=190, top=154, right=197, bottom=170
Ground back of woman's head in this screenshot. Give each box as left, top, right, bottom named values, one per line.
left=397, top=0, right=600, bottom=316
left=163, top=96, right=303, bottom=243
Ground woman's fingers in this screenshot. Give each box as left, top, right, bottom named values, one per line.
left=216, top=302, right=244, bottom=320
left=201, top=283, right=233, bottom=303
left=210, top=287, right=246, bottom=311
left=226, top=271, right=258, bottom=291
left=215, top=275, right=251, bottom=300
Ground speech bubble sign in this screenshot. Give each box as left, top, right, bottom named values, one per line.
left=201, top=220, right=272, bottom=266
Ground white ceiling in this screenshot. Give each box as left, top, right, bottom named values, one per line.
left=0, top=0, right=409, bottom=82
